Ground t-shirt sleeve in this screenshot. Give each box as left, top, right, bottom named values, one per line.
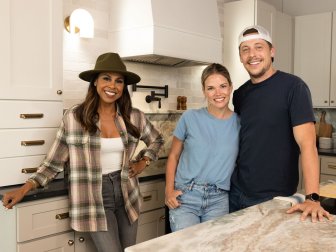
left=289, top=80, right=315, bottom=127
left=233, top=90, right=240, bottom=115
left=173, top=111, right=189, bottom=141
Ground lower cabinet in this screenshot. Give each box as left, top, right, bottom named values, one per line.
left=0, top=178, right=166, bottom=252
left=0, top=196, right=96, bottom=252
left=136, top=207, right=165, bottom=243
left=320, top=155, right=336, bottom=182
left=136, top=178, right=166, bottom=244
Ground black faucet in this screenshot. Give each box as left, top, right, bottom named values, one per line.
left=146, top=91, right=162, bottom=108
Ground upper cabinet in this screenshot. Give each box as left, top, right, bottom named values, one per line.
left=0, top=0, right=63, bottom=101
left=223, top=0, right=293, bottom=94
left=294, top=12, right=336, bottom=107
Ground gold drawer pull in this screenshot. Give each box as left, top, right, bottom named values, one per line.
left=21, top=168, right=38, bottom=174
left=328, top=164, right=336, bottom=170
left=143, top=195, right=152, bottom=202
left=21, top=140, right=45, bottom=146
left=20, top=113, right=44, bottom=119
left=56, top=212, right=69, bottom=220
left=159, top=215, right=166, bottom=221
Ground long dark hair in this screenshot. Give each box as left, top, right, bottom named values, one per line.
left=74, top=75, right=140, bottom=138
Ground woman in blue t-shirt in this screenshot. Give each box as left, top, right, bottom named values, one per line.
left=165, top=63, right=240, bottom=232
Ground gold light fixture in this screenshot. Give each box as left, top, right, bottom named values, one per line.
left=64, top=9, right=94, bottom=38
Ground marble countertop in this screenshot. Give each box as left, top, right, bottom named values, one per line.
left=126, top=199, right=336, bottom=252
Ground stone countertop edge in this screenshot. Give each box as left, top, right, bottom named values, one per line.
left=0, top=174, right=165, bottom=203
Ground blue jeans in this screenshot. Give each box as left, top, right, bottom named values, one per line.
left=169, top=180, right=229, bottom=232
left=89, top=171, right=138, bottom=252
left=229, top=183, right=273, bottom=213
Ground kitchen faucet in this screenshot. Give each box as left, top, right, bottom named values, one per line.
left=146, top=91, right=162, bottom=108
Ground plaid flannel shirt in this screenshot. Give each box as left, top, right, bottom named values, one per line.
left=31, top=105, right=164, bottom=232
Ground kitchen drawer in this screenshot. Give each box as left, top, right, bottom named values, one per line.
left=139, top=179, right=165, bottom=213
left=17, top=197, right=71, bottom=242
left=136, top=207, right=165, bottom=244
left=320, top=174, right=336, bottom=183
left=0, top=100, right=63, bottom=129
left=320, top=156, right=336, bottom=176
left=17, top=231, right=74, bottom=252
left=0, top=128, right=57, bottom=158
left=0, top=155, right=64, bottom=187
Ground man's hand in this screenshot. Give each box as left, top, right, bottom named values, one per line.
left=286, top=200, right=334, bottom=222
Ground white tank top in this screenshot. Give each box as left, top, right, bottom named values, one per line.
left=100, top=137, right=124, bottom=174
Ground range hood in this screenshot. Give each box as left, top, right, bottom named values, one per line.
left=109, top=0, right=222, bottom=67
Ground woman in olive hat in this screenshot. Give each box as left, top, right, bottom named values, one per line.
left=2, top=52, right=164, bottom=252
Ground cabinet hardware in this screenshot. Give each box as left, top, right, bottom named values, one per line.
left=68, top=240, right=74, bottom=246
left=79, top=237, right=85, bottom=243
left=21, top=140, right=45, bottom=146
left=331, top=101, right=335, bottom=103
left=20, top=113, right=44, bottom=119
left=143, top=195, right=152, bottom=202
left=159, top=215, right=166, bottom=221
left=57, top=90, right=63, bottom=95
left=56, top=212, right=69, bottom=220
left=324, top=100, right=328, bottom=103
left=21, top=168, right=38, bottom=174
left=328, top=164, right=336, bottom=169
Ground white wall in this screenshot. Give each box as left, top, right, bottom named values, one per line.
left=62, top=0, right=210, bottom=112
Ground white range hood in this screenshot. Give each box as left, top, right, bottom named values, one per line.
left=109, top=0, right=222, bottom=67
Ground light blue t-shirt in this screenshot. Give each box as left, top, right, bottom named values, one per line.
left=174, top=108, right=240, bottom=190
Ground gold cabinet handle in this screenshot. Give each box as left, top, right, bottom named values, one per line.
left=143, top=195, right=152, bottom=202
left=20, top=113, right=44, bottom=119
left=328, top=164, right=336, bottom=169
left=56, top=212, right=69, bottom=220
left=21, top=140, right=45, bottom=146
left=68, top=240, right=74, bottom=246
left=159, top=215, right=166, bottom=221
left=79, top=237, right=85, bottom=243
left=21, top=168, right=38, bottom=174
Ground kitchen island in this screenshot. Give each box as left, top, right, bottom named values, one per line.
left=125, top=198, right=336, bottom=252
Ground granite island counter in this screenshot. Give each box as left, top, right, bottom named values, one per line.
left=125, top=198, right=336, bottom=252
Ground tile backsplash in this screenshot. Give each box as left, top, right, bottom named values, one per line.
left=314, top=108, right=336, bottom=132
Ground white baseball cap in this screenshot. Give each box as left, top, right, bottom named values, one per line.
left=238, top=25, right=272, bottom=45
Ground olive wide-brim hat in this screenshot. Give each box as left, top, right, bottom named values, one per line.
left=79, top=52, right=141, bottom=85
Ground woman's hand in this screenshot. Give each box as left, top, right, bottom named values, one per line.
left=2, top=182, right=33, bottom=209
left=165, top=189, right=183, bottom=209
left=128, top=160, right=147, bottom=178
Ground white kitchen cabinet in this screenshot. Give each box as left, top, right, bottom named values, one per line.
left=0, top=196, right=96, bottom=252
left=294, top=12, right=336, bottom=107
left=136, top=179, right=166, bottom=244
left=320, top=155, right=336, bottom=182
left=136, top=208, right=165, bottom=244
left=0, top=0, right=63, bottom=187
left=223, top=0, right=293, bottom=98
left=0, top=0, right=63, bottom=101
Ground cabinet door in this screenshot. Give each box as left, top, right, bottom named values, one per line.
left=17, top=197, right=71, bottom=242
left=74, top=232, right=97, bottom=252
left=17, top=231, right=75, bottom=252
left=0, top=0, right=62, bottom=101
left=294, top=12, right=332, bottom=107
left=136, top=208, right=166, bottom=244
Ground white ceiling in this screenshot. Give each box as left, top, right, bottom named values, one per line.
left=223, top=0, right=336, bottom=16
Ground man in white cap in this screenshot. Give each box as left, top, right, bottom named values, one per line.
left=230, top=25, right=333, bottom=222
